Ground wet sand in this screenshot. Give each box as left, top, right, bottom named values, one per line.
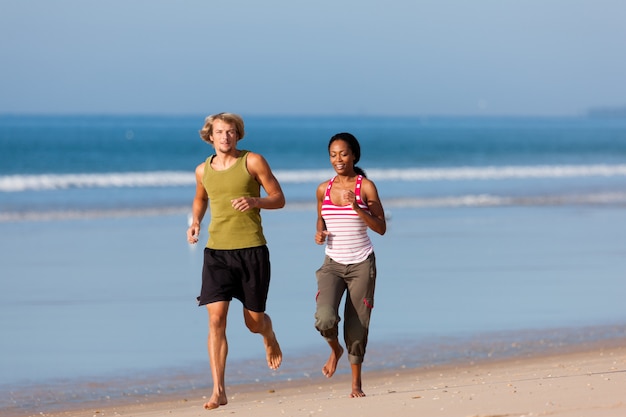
left=30, top=339, right=626, bottom=417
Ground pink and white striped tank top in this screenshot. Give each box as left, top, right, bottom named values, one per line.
left=321, top=175, right=374, bottom=264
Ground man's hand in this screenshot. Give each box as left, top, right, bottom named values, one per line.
left=187, top=223, right=200, bottom=244
left=231, top=196, right=257, bottom=212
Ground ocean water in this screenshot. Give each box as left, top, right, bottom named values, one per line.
left=1, top=114, right=626, bottom=414
left=4, top=114, right=626, bottom=214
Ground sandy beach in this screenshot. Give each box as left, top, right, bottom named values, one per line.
left=25, top=339, right=624, bottom=417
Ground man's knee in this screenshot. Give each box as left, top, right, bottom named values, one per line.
left=207, top=304, right=228, bottom=330
left=244, top=311, right=266, bottom=334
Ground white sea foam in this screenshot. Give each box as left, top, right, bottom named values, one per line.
left=384, top=191, right=626, bottom=208
left=2, top=164, right=626, bottom=192
left=0, top=171, right=194, bottom=192
left=276, top=164, right=626, bottom=182
left=0, top=206, right=190, bottom=222
left=2, top=192, right=625, bottom=222
left=366, top=164, right=626, bottom=181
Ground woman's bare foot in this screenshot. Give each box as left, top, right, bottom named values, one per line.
left=350, top=387, right=366, bottom=398
left=349, top=363, right=365, bottom=397
left=322, top=339, right=344, bottom=378
left=265, top=331, right=282, bottom=370
left=203, top=392, right=228, bottom=410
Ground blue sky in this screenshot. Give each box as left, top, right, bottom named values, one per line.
left=2, top=0, right=625, bottom=116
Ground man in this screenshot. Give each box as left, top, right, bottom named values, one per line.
left=186, top=112, right=284, bottom=410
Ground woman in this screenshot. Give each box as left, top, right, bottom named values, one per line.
left=314, top=132, right=387, bottom=397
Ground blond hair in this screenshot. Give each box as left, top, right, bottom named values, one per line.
left=199, top=112, right=245, bottom=144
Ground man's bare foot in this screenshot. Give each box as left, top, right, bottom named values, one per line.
left=203, top=393, right=228, bottom=410
left=322, top=341, right=343, bottom=378
left=265, top=332, right=282, bottom=370
left=350, top=387, right=366, bottom=398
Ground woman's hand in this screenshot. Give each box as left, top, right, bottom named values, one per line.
left=341, top=190, right=358, bottom=208
left=315, top=230, right=330, bottom=245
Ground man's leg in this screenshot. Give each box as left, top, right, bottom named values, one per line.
left=243, top=309, right=282, bottom=370
left=205, top=301, right=230, bottom=410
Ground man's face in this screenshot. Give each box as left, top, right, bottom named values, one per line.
left=210, top=120, right=239, bottom=153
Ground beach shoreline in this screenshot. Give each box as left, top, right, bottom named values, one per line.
left=2, top=205, right=626, bottom=417
left=10, top=337, right=625, bottom=417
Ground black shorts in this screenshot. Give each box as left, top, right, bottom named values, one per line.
left=197, top=245, right=271, bottom=312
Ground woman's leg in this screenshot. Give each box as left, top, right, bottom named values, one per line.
left=343, top=254, right=377, bottom=397
left=315, top=256, right=347, bottom=377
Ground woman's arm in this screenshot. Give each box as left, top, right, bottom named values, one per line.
left=314, top=182, right=329, bottom=244
left=353, top=178, right=386, bottom=235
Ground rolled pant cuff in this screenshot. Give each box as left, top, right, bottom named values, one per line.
left=348, top=354, right=364, bottom=365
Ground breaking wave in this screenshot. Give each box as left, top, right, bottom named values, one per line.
left=3, top=164, right=626, bottom=192
left=2, top=192, right=626, bottom=223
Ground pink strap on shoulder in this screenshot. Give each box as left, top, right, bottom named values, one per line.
left=355, top=175, right=363, bottom=202
left=324, top=176, right=336, bottom=200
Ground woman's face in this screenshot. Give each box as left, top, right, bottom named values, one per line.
left=329, top=139, right=354, bottom=175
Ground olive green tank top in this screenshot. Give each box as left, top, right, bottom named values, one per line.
left=202, top=150, right=266, bottom=250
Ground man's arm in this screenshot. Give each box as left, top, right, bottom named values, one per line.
left=187, top=162, right=209, bottom=244
left=231, top=152, right=285, bottom=212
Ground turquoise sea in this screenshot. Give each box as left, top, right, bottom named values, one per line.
left=1, top=114, right=626, bottom=415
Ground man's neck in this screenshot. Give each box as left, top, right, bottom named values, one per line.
left=211, top=148, right=241, bottom=171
